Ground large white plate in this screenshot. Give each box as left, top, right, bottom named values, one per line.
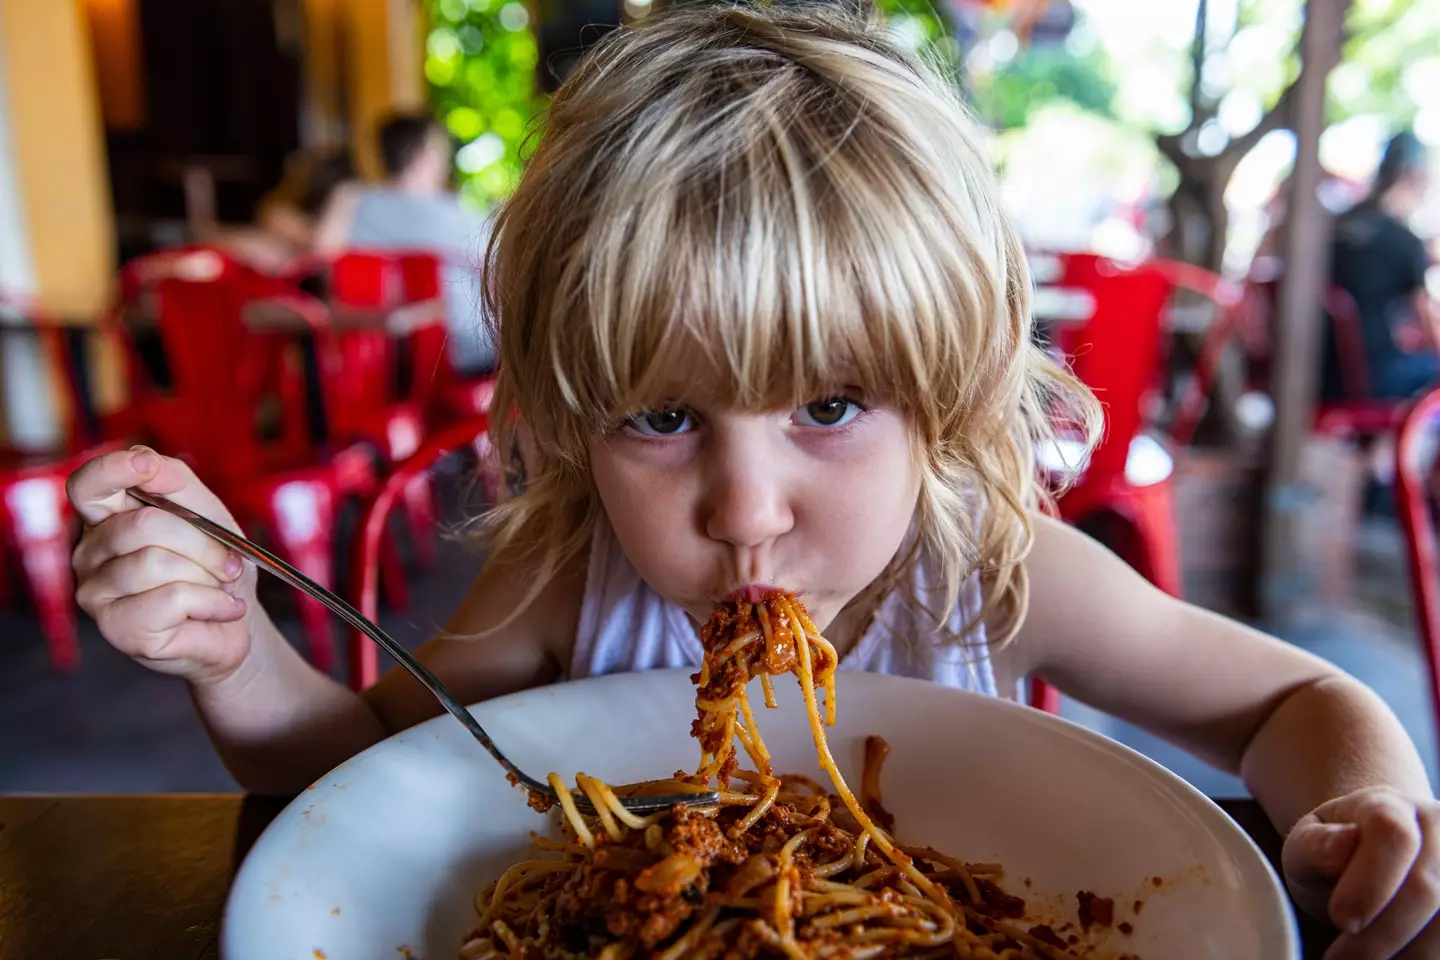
left=224, top=669, right=1299, bottom=959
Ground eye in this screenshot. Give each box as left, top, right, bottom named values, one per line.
left=625, top=408, right=695, bottom=437
left=793, top=397, right=864, bottom=429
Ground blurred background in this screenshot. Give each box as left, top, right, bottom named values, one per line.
left=0, top=0, right=1438, bottom=796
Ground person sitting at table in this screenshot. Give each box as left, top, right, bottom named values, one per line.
left=1326, top=130, right=1437, bottom=401
left=187, top=149, right=357, bottom=275
left=313, top=112, right=496, bottom=378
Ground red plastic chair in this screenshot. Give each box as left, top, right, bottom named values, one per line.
left=133, top=274, right=381, bottom=671
left=101, top=247, right=251, bottom=443
left=1395, top=387, right=1440, bottom=759
left=324, top=251, right=451, bottom=569
left=1029, top=254, right=1245, bottom=714
left=1313, top=287, right=1413, bottom=436
left=349, top=414, right=490, bottom=690
left=0, top=292, right=124, bottom=671
left=1040, top=254, right=1182, bottom=581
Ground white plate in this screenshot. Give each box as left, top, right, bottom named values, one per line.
left=224, top=669, right=1299, bottom=960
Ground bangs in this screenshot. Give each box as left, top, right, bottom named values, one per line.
left=500, top=21, right=1017, bottom=438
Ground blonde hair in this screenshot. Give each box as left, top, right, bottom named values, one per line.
left=480, top=1, right=1100, bottom=646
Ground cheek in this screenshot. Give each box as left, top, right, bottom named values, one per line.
left=588, top=440, right=695, bottom=567
left=800, top=424, right=921, bottom=581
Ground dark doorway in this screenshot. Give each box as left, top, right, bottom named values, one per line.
left=105, top=0, right=304, bottom=259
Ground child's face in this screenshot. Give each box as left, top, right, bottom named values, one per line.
left=588, top=387, right=920, bottom=631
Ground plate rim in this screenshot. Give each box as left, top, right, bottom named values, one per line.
left=223, top=668, right=1302, bottom=958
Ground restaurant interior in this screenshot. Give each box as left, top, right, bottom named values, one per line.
left=2, top=0, right=1440, bottom=956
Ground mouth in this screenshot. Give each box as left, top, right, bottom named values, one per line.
left=717, top=584, right=788, bottom=605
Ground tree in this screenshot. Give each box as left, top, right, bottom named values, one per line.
left=1147, top=0, right=1440, bottom=269
left=423, top=0, right=545, bottom=210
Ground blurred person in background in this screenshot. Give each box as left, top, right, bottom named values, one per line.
left=314, top=113, right=496, bottom=376
left=188, top=149, right=356, bottom=273
left=1327, top=130, right=1438, bottom=402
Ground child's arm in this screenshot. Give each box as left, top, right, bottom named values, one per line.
left=192, top=547, right=575, bottom=796
left=1015, top=514, right=1437, bottom=957
left=69, top=449, right=575, bottom=797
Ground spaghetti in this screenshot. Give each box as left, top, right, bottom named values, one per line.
left=459, top=594, right=1131, bottom=960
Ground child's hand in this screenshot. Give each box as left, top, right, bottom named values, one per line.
left=1283, top=788, right=1440, bottom=958
left=68, top=446, right=257, bottom=685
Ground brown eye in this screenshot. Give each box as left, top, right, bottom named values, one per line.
left=628, top=408, right=694, bottom=436
left=795, top=398, right=861, bottom=428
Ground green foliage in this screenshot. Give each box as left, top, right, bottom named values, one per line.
left=1331, top=0, right=1440, bottom=128
left=424, top=0, right=546, bottom=210
left=979, top=43, right=1116, bottom=130
left=873, top=0, right=964, bottom=74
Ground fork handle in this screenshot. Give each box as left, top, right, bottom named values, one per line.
left=125, top=488, right=552, bottom=796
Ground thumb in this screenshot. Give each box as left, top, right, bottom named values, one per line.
left=1284, top=821, right=1361, bottom=888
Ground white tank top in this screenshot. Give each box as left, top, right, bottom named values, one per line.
left=571, top=517, right=1000, bottom=696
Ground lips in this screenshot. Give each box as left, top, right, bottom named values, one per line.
left=721, top=585, right=772, bottom=605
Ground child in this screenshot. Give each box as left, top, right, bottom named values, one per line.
left=69, top=4, right=1437, bottom=956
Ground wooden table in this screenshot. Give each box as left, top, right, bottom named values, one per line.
left=0, top=795, right=1337, bottom=958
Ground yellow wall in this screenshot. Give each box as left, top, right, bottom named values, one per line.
left=303, top=0, right=426, bottom=177
left=0, top=0, right=115, bottom=317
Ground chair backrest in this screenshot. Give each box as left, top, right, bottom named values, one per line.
left=1038, top=252, right=1175, bottom=491
left=329, top=249, right=445, bottom=307
left=349, top=413, right=490, bottom=690
left=1396, top=386, right=1440, bottom=756
left=148, top=276, right=312, bottom=482
left=330, top=251, right=399, bottom=310
left=1322, top=285, right=1373, bottom=401
left=1150, top=259, right=1250, bottom=448
left=327, top=250, right=453, bottom=424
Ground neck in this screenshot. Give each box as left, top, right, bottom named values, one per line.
left=1379, top=190, right=1416, bottom=222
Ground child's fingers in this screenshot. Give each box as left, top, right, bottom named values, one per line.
left=1285, top=820, right=1362, bottom=887
left=95, top=582, right=246, bottom=662
left=1397, top=912, right=1440, bottom=958
left=77, top=547, right=225, bottom=614
left=67, top=445, right=240, bottom=531
left=1324, top=807, right=1440, bottom=959
left=74, top=507, right=241, bottom=584
left=67, top=447, right=165, bottom=526
left=1327, top=794, right=1424, bottom=935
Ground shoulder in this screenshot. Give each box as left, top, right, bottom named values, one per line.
left=326, top=181, right=368, bottom=210
left=999, top=512, right=1160, bottom=672
left=449, top=545, right=587, bottom=660
left=438, top=194, right=492, bottom=237
left=313, top=182, right=366, bottom=253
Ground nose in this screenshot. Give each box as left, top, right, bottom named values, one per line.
left=701, top=424, right=795, bottom=550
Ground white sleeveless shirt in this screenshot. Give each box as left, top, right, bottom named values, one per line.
left=571, top=518, right=1000, bottom=696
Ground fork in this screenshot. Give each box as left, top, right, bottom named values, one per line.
left=128, top=489, right=719, bottom=816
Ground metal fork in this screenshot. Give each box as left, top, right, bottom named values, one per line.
left=128, top=489, right=719, bottom=817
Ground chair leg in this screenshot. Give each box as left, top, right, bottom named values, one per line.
left=1029, top=677, right=1061, bottom=715
left=400, top=473, right=437, bottom=568
left=18, top=533, right=80, bottom=672
left=381, top=526, right=409, bottom=612
left=264, top=481, right=338, bottom=673
left=1129, top=482, right=1183, bottom=598
left=0, top=539, right=15, bottom=609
